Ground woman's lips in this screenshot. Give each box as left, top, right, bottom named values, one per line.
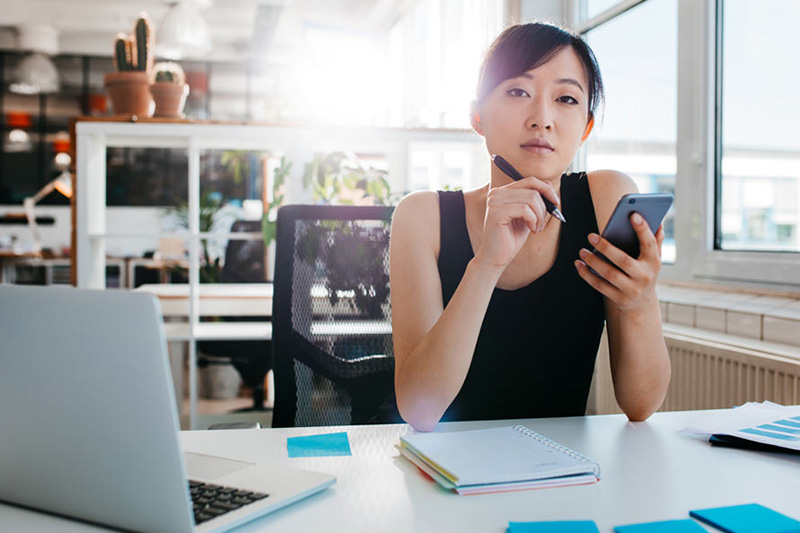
left=520, top=138, right=554, bottom=154
left=521, top=144, right=554, bottom=154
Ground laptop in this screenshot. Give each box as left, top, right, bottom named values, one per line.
left=0, top=285, right=335, bottom=532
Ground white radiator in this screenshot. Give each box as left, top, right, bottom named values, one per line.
left=662, top=329, right=800, bottom=410
left=587, top=325, right=800, bottom=415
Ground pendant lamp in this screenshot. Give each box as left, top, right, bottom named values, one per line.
left=156, top=0, right=213, bottom=60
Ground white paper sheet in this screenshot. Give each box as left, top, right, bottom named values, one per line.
left=682, top=402, right=800, bottom=451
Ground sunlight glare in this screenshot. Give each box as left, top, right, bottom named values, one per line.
left=298, top=28, right=392, bottom=127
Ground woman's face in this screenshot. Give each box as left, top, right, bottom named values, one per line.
left=474, top=46, right=592, bottom=183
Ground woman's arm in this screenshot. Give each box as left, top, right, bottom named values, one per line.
left=392, top=180, right=558, bottom=431
left=391, top=192, right=499, bottom=431
left=576, top=171, right=671, bottom=421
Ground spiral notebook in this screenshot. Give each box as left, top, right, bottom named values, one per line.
left=399, top=425, right=600, bottom=495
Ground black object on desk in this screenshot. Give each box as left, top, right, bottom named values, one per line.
left=0, top=214, right=55, bottom=225
left=709, top=434, right=800, bottom=454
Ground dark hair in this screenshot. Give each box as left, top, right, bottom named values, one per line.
left=476, top=22, right=604, bottom=120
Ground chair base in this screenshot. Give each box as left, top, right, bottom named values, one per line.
left=231, top=386, right=272, bottom=413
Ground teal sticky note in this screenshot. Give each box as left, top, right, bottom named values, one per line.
left=287, top=432, right=352, bottom=458
left=614, top=519, right=707, bottom=533
left=507, top=521, right=599, bottom=533
left=690, top=503, right=800, bottom=533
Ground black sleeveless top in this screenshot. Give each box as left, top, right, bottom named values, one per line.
left=437, top=172, right=605, bottom=422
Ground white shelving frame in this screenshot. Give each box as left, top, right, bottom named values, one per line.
left=74, top=120, right=482, bottom=428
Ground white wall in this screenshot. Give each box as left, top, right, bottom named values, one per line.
left=0, top=205, right=163, bottom=257
left=0, top=206, right=71, bottom=253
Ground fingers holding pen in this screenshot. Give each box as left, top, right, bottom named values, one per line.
left=487, top=188, right=546, bottom=232
left=485, top=198, right=541, bottom=234
left=477, top=176, right=561, bottom=269
left=508, top=176, right=560, bottom=207
left=487, top=178, right=560, bottom=234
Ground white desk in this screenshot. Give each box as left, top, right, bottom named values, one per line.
left=2, top=410, right=799, bottom=532
left=135, top=283, right=274, bottom=341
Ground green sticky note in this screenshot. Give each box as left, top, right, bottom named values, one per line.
left=287, top=432, right=352, bottom=458
left=614, top=519, right=707, bottom=533
left=690, top=503, right=800, bottom=533
left=508, top=521, right=600, bottom=533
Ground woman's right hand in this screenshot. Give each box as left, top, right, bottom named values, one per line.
left=474, top=176, right=560, bottom=270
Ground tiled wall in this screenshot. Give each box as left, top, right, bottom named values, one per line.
left=658, top=284, right=800, bottom=348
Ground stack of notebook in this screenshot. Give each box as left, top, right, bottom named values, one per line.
left=398, top=425, right=600, bottom=495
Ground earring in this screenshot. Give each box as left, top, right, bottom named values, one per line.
left=581, top=117, right=595, bottom=142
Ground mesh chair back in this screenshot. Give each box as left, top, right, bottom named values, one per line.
left=272, top=205, right=395, bottom=427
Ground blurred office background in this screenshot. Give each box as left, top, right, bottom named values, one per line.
left=1, top=0, right=797, bottom=277
left=1, top=0, right=798, bottom=426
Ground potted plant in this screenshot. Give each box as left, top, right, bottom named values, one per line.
left=303, top=151, right=398, bottom=206
left=163, top=191, right=240, bottom=283
left=104, top=14, right=154, bottom=117
left=258, top=156, right=289, bottom=281
left=262, top=156, right=289, bottom=250
left=150, top=61, right=189, bottom=118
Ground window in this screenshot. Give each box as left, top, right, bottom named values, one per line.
left=585, top=0, right=628, bottom=20
left=388, top=0, right=503, bottom=129
left=718, top=0, right=800, bottom=252
left=578, top=0, right=800, bottom=289
left=584, top=0, right=678, bottom=262
left=409, top=143, right=479, bottom=191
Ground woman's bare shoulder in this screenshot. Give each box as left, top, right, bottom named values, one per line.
left=586, top=169, right=638, bottom=201
left=392, top=191, right=441, bottom=248
left=585, top=169, right=639, bottom=231
left=394, top=191, right=439, bottom=224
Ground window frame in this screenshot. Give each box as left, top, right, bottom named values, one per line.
left=574, top=0, right=800, bottom=291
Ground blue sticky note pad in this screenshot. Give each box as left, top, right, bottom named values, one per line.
left=287, top=432, right=352, bottom=458
left=508, top=521, right=599, bottom=533
left=690, top=503, right=800, bottom=533
left=614, top=519, right=707, bottom=533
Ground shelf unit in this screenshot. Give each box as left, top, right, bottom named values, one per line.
left=73, top=118, right=482, bottom=428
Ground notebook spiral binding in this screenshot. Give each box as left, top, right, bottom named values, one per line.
left=512, top=425, right=601, bottom=477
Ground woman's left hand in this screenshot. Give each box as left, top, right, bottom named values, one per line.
left=574, top=213, right=664, bottom=313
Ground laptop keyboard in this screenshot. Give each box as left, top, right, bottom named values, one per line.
left=189, top=480, right=269, bottom=525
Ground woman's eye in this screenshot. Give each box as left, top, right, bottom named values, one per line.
left=558, top=95, right=579, bottom=105
left=507, top=88, right=530, bottom=98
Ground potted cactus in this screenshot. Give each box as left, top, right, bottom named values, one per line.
left=103, top=14, right=154, bottom=117
left=150, top=61, right=189, bottom=118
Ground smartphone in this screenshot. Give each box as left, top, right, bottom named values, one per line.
left=595, top=192, right=674, bottom=261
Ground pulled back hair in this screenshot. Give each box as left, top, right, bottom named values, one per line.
left=476, top=22, right=604, bottom=120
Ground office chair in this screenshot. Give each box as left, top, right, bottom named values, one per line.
left=271, top=205, right=397, bottom=427
left=196, top=219, right=272, bottom=411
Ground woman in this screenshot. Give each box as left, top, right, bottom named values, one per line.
left=390, top=22, right=671, bottom=432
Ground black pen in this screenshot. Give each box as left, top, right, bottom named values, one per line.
left=491, top=154, right=567, bottom=224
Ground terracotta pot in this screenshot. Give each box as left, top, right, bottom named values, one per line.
left=103, top=71, right=153, bottom=117
left=150, top=83, right=189, bottom=118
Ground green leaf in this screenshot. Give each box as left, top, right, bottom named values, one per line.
left=262, top=216, right=277, bottom=248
